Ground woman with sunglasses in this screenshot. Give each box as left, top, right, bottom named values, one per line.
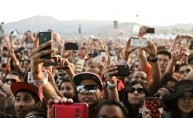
left=153, top=86, right=173, bottom=117
left=122, top=80, right=149, bottom=118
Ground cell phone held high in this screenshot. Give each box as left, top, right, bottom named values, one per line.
left=146, top=28, right=155, bottom=33
left=111, top=65, right=129, bottom=76
left=65, top=43, right=78, bottom=50
left=130, top=38, right=148, bottom=47
left=51, top=103, right=88, bottom=118
left=145, top=97, right=160, bottom=118
left=39, top=32, right=53, bottom=59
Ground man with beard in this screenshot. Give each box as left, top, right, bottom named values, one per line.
left=72, top=72, right=104, bottom=118
left=0, top=82, right=42, bottom=118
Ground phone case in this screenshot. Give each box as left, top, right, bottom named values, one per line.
left=75, top=59, right=85, bottom=72
left=39, top=32, right=53, bottom=59
left=51, top=103, right=88, bottom=118
left=145, top=97, right=160, bottom=118
left=111, top=65, right=129, bottom=76
left=110, top=56, right=117, bottom=64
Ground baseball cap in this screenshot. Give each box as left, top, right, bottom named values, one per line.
left=72, top=72, right=103, bottom=91
left=11, top=82, right=41, bottom=101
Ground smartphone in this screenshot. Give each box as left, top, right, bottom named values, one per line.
left=27, top=71, right=48, bottom=84
left=43, top=57, right=59, bottom=66
left=92, top=55, right=102, bottom=62
left=92, top=39, right=98, bottom=41
left=181, top=35, right=188, bottom=39
left=111, top=65, right=129, bottom=76
left=101, top=52, right=107, bottom=57
left=189, top=41, right=193, bottom=50
left=146, top=28, right=155, bottom=33
left=1, top=57, right=7, bottom=64
left=110, top=56, right=117, bottom=64
left=51, top=103, right=88, bottom=118
left=75, top=59, right=85, bottom=72
left=39, top=32, right=53, bottom=59
left=145, top=97, right=160, bottom=118
left=65, top=43, right=78, bottom=50
left=130, top=39, right=148, bottom=47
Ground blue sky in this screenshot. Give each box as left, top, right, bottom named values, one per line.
left=1, top=0, right=192, bottom=26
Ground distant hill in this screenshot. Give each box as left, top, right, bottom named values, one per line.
left=3, top=15, right=193, bottom=37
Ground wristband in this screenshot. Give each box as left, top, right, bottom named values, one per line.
left=107, top=81, right=117, bottom=90
left=148, top=56, right=158, bottom=63
left=34, top=77, right=48, bottom=87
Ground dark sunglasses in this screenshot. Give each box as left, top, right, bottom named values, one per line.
left=5, top=78, right=17, bottom=83
left=97, top=115, right=110, bottom=118
left=25, top=115, right=43, bottom=118
left=128, top=87, right=145, bottom=94
left=180, top=69, right=191, bottom=74
left=77, top=85, right=99, bottom=94
left=154, top=93, right=169, bottom=99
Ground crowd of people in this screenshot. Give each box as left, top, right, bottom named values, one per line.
left=0, top=26, right=193, bottom=118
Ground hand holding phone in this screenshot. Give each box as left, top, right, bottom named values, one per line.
left=39, top=32, right=53, bottom=59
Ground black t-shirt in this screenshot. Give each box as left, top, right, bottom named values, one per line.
left=0, top=111, right=15, bottom=118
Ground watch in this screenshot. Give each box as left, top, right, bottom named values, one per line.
left=148, top=56, right=158, bottom=63
left=107, top=81, right=117, bottom=90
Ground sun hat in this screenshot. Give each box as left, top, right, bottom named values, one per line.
left=72, top=72, right=103, bottom=91
left=163, top=80, right=193, bottom=110
left=164, top=79, right=193, bottom=101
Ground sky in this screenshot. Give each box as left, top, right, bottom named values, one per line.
left=1, top=0, right=193, bottom=26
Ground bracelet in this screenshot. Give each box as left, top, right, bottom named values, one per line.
left=107, top=81, right=117, bottom=90
left=34, top=77, right=48, bottom=87
left=148, top=56, right=158, bottom=63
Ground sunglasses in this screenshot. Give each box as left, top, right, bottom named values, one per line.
left=97, top=115, right=111, bottom=118
left=128, top=87, right=145, bottom=94
left=154, top=93, right=169, bottom=99
left=25, top=115, right=43, bottom=118
left=77, top=85, right=99, bottom=94
left=5, top=78, right=17, bottom=83
left=180, top=69, right=191, bottom=74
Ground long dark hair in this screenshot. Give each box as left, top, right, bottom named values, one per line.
left=169, top=97, right=193, bottom=118
left=122, top=80, right=149, bottom=118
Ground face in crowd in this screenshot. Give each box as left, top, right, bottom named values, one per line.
left=154, top=87, right=170, bottom=108
left=177, top=91, right=193, bottom=114
left=77, top=79, right=103, bottom=107
left=14, top=91, right=40, bottom=118
left=127, top=83, right=146, bottom=106
left=97, top=99, right=127, bottom=118
left=5, top=73, right=21, bottom=85
left=157, top=54, right=170, bottom=74
left=179, top=64, right=192, bottom=80
left=59, top=81, right=75, bottom=99
left=131, top=71, right=147, bottom=84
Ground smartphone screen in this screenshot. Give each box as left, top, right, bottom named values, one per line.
left=39, top=32, right=52, bottom=59
left=130, top=39, right=148, bottom=47
left=65, top=43, right=78, bottom=50
left=146, top=28, right=155, bottom=33
left=145, top=97, right=160, bottom=118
